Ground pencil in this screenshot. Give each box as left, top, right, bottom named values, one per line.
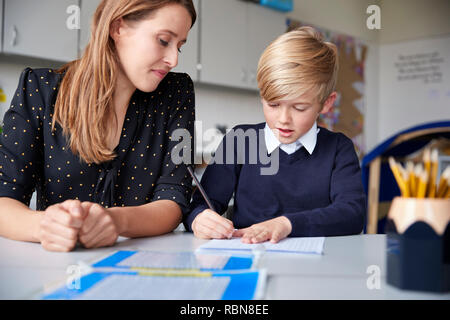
left=437, top=166, right=450, bottom=198
left=444, top=180, right=450, bottom=199
left=406, top=161, right=416, bottom=197
left=413, top=163, right=422, bottom=197
left=389, top=157, right=408, bottom=197
left=423, top=148, right=431, bottom=197
left=186, top=165, right=216, bottom=212
left=417, top=169, right=428, bottom=198
left=427, top=149, right=438, bottom=198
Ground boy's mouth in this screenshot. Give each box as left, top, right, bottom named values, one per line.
left=277, top=128, right=294, bottom=137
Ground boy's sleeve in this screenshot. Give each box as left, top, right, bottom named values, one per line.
left=0, top=68, right=44, bottom=206
left=151, top=74, right=195, bottom=215
left=183, top=131, right=241, bottom=232
left=283, top=134, right=366, bottom=237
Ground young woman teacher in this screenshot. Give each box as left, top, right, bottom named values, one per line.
left=0, top=0, right=196, bottom=251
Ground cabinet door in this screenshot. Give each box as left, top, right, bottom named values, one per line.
left=79, top=0, right=101, bottom=56
left=200, top=0, right=247, bottom=89
left=0, top=0, right=3, bottom=52
left=245, top=3, right=286, bottom=90
left=3, top=0, right=79, bottom=62
left=173, top=0, right=199, bottom=82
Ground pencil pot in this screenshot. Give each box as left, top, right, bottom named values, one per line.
left=386, top=197, right=450, bottom=292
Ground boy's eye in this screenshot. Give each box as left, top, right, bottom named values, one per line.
left=159, top=39, right=169, bottom=46
left=268, top=103, right=279, bottom=107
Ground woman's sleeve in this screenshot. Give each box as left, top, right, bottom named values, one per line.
left=151, top=73, right=195, bottom=214
left=0, top=68, right=44, bottom=206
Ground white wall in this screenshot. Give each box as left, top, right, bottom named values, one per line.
left=377, top=0, right=450, bottom=142
left=2, top=0, right=449, bottom=153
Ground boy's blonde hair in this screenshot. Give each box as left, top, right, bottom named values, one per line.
left=257, top=26, right=338, bottom=105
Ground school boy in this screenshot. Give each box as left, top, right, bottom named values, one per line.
left=184, top=27, right=366, bottom=243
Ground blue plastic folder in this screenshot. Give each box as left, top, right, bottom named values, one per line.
left=91, top=250, right=253, bottom=271
left=41, top=250, right=264, bottom=300
left=42, top=270, right=264, bottom=300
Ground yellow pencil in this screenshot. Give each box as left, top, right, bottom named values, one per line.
left=406, top=161, right=416, bottom=197
left=414, top=163, right=423, bottom=197
left=427, top=149, right=438, bottom=198
left=437, top=166, right=450, bottom=198
left=416, top=169, right=428, bottom=198
left=423, top=148, right=431, bottom=197
left=444, top=179, right=450, bottom=199
left=389, top=157, right=408, bottom=197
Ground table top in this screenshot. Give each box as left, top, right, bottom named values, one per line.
left=1, top=232, right=449, bottom=300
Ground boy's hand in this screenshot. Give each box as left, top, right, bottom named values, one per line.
left=192, top=209, right=235, bottom=239
left=233, top=216, right=292, bottom=244
left=78, top=202, right=120, bottom=249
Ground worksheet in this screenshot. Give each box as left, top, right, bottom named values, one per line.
left=197, top=237, right=325, bottom=255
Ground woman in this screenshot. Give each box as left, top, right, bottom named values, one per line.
left=0, top=0, right=196, bottom=251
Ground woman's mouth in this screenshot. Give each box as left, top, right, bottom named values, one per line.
left=152, top=70, right=168, bottom=79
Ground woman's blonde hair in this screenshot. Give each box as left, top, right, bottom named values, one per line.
left=257, top=26, right=338, bottom=106
left=53, top=0, right=196, bottom=164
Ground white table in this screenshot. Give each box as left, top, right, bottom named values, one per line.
left=0, top=233, right=449, bottom=300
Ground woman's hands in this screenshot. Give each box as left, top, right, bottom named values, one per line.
left=38, top=200, right=120, bottom=252
left=78, top=202, right=120, bottom=249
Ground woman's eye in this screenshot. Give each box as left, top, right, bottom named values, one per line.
left=268, top=103, right=279, bottom=107
left=159, top=39, right=169, bottom=46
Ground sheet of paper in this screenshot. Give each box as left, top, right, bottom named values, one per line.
left=197, top=237, right=325, bottom=254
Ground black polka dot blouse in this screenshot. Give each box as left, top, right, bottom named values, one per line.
left=0, top=68, right=195, bottom=212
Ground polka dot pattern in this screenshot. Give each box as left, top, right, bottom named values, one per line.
left=0, top=68, right=195, bottom=212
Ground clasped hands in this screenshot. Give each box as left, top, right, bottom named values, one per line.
left=192, top=209, right=292, bottom=243
left=38, top=200, right=120, bottom=252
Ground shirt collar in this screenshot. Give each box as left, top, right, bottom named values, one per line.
left=264, top=122, right=319, bottom=155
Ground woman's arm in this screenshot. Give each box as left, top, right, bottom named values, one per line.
left=0, top=197, right=42, bottom=242
left=0, top=197, right=86, bottom=252
left=108, top=199, right=182, bottom=238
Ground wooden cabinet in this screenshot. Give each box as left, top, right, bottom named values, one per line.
left=3, top=0, right=79, bottom=62
left=245, top=3, right=287, bottom=89
left=199, top=0, right=286, bottom=90
left=199, top=0, right=247, bottom=89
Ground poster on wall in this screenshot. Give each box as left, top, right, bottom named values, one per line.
left=287, top=19, right=367, bottom=159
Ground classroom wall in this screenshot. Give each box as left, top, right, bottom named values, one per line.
left=2, top=1, right=449, bottom=155
left=379, top=0, right=450, bottom=44
left=377, top=0, right=450, bottom=142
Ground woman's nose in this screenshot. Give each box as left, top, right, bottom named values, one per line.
left=164, top=46, right=179, bottom=69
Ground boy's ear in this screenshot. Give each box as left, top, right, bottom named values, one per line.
left=320, top=92, right=337, bottom=115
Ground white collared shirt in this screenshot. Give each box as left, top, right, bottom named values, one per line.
left=264, top=122, right=320, bottom=155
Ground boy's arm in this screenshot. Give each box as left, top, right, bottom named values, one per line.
left=184, top=136, right=241, bottom=232
left=283, top=134, right=366, bottom=237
